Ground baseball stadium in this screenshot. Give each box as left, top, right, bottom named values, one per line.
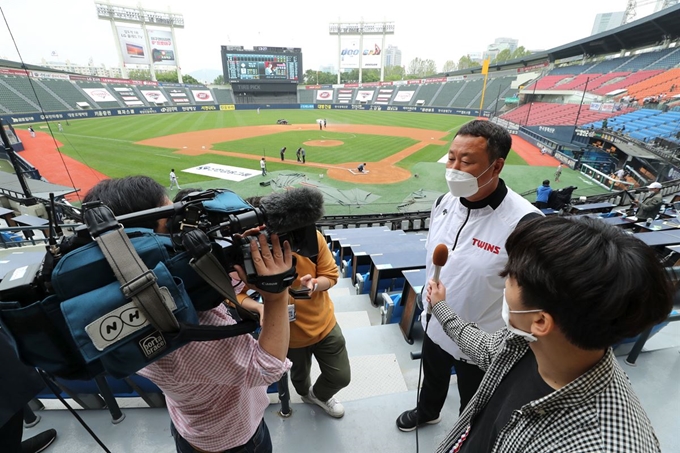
left=0, top=1, right=679, bottom=452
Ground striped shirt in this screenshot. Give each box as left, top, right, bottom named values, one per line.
left=138, top=305, right=290, bottom=452
left=432, top=303, right=661, bottom=453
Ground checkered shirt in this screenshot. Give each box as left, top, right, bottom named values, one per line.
left=432, top=303, right=661, bottom=453
left=138, top=305, right=291, bottom=452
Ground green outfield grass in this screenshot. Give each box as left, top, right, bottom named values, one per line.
left=17, top=109, right=610, bottom=214
left=213, top=131, right=419, bottom=164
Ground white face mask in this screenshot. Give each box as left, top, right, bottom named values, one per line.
left=445, top=161, right=497, bottom=198
left=502, top=295, right=542, bottom=342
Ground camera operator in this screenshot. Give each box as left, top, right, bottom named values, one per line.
left=83, top=176, right=293, bottom=453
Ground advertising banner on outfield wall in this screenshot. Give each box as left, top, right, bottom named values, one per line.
left=317, top=90, right=334, bottom=101
left=1, top=104, right=493, bottom=128
left=148, top=29, right=177, bottom=66
left=393, top=91, right=415, bottom=102
left=356, top=90, right=374, bottom=102
left=117, top=26, right=149, bottom=65
left=191, top=90, right=214, bottom=102
left=82, top=88, right=117, bottom=103
left=141, top=90, right=169, bottom=103
left=339, top=37, right=382, bottom=69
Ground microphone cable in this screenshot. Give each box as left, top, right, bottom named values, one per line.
left=414, top=205, right=470, bottom=452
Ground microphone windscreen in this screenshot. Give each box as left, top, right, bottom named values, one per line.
left=433, top=243, right=449, bottom=267
left=261, top=187, right=325, bottom=233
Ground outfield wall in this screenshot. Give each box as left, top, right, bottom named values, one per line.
left=1, top=103, right=492, bottom=128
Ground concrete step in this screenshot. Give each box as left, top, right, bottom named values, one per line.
left=333, top=292, right=381, bottom=325
left=341, top=323, right=424, bottom=390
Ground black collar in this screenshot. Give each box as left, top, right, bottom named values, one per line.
left=461, top=179, right=508, bottom=210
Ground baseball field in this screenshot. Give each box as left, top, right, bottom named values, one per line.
left=18, top=109, right=609, bottom=215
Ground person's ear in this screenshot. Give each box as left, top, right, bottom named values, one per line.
left=492, top=158, right=505, bottom=177
left=531, top=311, right=554, bottom=338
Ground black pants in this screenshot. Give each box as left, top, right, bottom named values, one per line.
left=536, top=201, right=548, bottom=209
left=0, top=409, right=23, bottom=452
left=418, top=334, right=485, bottom=418
left=171, top=419, right=271, bottom=453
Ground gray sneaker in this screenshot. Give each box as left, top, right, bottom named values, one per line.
left=301, top=386, right=345, bottom=418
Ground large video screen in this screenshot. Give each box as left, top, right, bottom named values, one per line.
left=221, top=46, right=303, bottom=84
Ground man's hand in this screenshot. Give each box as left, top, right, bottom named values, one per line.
left=426, top=279, right=447, bottom=309
left=234, top=232, right=293, bottom=300
left=299, top=274, right=317, bottom=292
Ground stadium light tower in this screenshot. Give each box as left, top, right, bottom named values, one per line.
left=623, top=0, right=637, bottom=24
left=329, top=20, right=395, bottom=84
left=95, top=1, right=184, bottom=82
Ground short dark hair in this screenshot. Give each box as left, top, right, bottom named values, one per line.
left=500, top=216, right=672, bottom=350
left=543, top=179, right=550, bottom=186
left=173, top=188, right=202, bottom=203
left=83, top=176, right=168, bottom=230
left=171, top=169, right=175, bottom=172
left=455, top=120, right=512, bottom=161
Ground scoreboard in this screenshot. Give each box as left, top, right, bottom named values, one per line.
left=221, top=46, right=303, bottom=84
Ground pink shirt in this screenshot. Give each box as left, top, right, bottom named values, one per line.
left=138, top=305, right=290, bottom=452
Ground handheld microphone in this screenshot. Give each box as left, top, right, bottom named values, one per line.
left=428, top=244, right=449, bottom=319
left=260, top=187, right=325, bottom=233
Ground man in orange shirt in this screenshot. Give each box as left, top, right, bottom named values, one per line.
left=287, top=229, right=351, bottom=418
left=243, top=196, right=351, bottom=418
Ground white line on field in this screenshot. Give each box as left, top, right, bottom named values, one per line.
left=155, top=154, right=181, bottom=159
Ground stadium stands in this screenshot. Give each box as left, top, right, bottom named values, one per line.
left=583, top=56, right=635, bottom=74
left=481, top=76, right=515, bottom=109
left=430, top=80, right=465, bottom=107
left=617, top=48, right=677, bottom=72
left=500, top=102, right=634, bottom=126
left=585, top=109, right=680, bottom=142
left=38, top=79, right=91, bottom=109
left=0, top=76, right=41, bottom=113
left=409, top=83, right=441, bottom=106
left=645, top=47, right=680, bottom=70
left=590, top=70, right=664, bottom=95
left=213, top=87, right=236, bottom=104
left=452, top=79, right=484, bottom=108
left=297, top=88, right=314, bottom=104
left=525, top=74, right=570, bottom=90
left=1, top=76, right=66, bottom=112
left=554, top=74, right=594, bottom=91
left=622, top=68, right=680, bottom=101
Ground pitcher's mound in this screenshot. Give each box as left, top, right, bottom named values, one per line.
left=327, top=162, right=412, bottom=184
left=304, top=140, right=344, bottom=147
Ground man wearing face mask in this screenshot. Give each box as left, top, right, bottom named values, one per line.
left=427, top=216, right=668, bottom=453
left=396, top=120, right=541, bottom=432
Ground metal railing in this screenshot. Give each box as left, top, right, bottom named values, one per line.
left=579, top=164, right=636, bottom=191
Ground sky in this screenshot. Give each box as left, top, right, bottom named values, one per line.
left=0, top=0, right=662, bottom=82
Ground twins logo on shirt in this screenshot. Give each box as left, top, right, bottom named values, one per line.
left=472, top=237, right=501, bottom=255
